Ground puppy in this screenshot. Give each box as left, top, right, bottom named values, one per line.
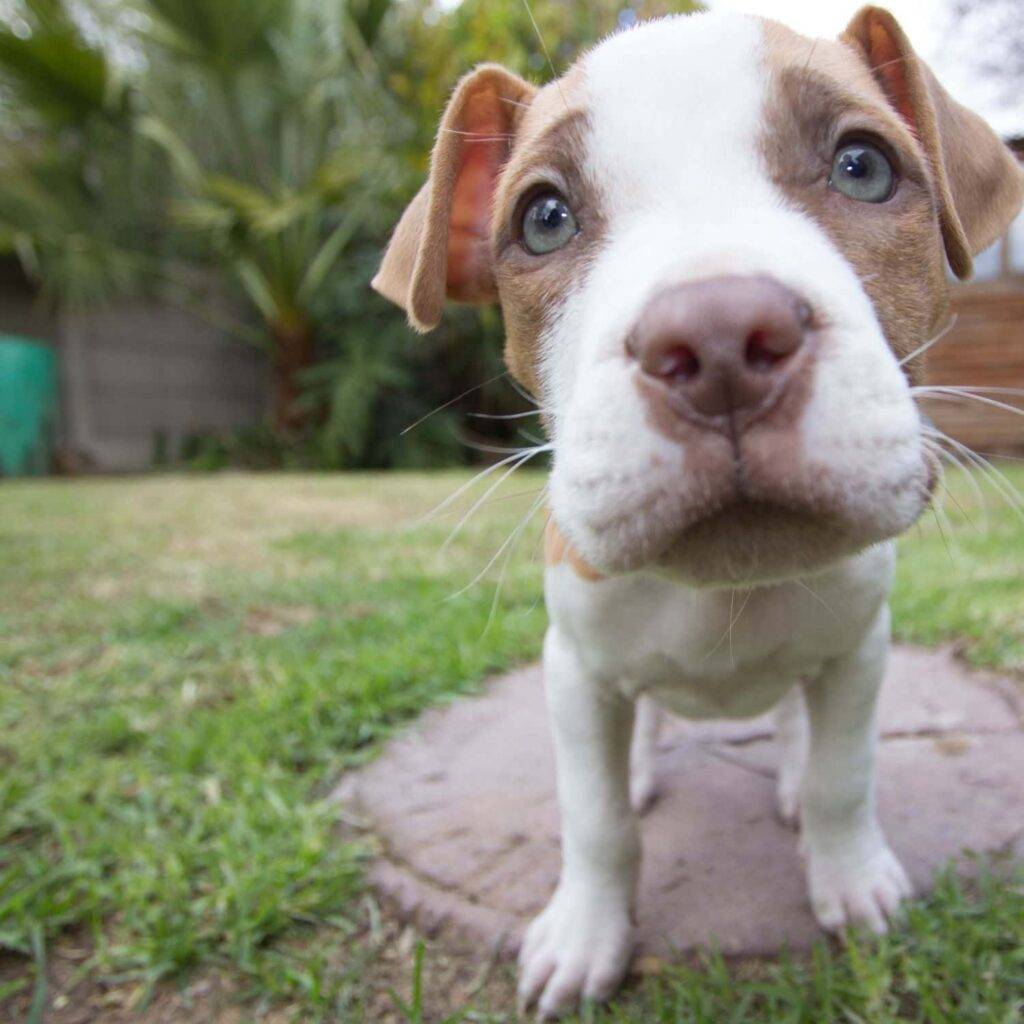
left=373, top=6, right=1024, bottom=1017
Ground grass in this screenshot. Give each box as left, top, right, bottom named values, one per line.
left=0, top=467, right=1022, bottom=1022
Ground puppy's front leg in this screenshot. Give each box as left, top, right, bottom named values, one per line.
left=801, top=606, right=912, bottom=935
left=518, top=626, right=638, bottom=1018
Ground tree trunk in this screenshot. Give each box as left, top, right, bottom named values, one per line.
left=271, top=316, right=315, bottom=432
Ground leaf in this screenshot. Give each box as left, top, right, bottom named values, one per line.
left=0, top=18, right=117, bottom=127
left=233, top=258, right=280, bottom=324
left=135, top=0, right=290, bottom=70
left=136, top=115, right=204, bottom=187
left=297, top=199, right=368, bottom=304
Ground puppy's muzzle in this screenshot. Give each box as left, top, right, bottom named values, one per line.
left=626, top=275, right=814, bottom=434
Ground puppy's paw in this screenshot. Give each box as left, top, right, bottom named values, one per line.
left=629, top=769, right=658, bottom=815
left=517, top=887, right=635, bottom=1019
left=806, top=841, right=912, bottom=936
left=775, top=774, right=800, bottom=828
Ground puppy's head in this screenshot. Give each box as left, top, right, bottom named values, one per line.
left=374, top=6, right=1024, bottom=586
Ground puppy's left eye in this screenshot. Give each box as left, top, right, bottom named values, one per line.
left=828, top=142, right=895, bottom=203
left=521, top=192, right=578, bottom=255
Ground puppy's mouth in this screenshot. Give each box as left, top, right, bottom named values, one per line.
left=565, top=445, right=932, bottom=587
left=653, top=497, right=858, bottom=586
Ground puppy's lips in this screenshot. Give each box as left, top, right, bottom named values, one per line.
left=568, top=453, right=929, bottom=577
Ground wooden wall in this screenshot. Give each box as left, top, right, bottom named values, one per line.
left=59, top=298, right=267, bottom=471
left=923, top=283, right=1024, bottom=454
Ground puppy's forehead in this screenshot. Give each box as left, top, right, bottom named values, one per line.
left=581, top=11, right=767, bottom=208
left=509, top=13, right=900, bottom=200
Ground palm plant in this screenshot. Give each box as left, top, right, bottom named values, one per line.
left=129, top=0, right=404, bottom=431
left=0, top=0, right=167, bottom=306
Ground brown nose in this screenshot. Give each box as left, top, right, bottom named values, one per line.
left=627, top=275, right=811, bottom=423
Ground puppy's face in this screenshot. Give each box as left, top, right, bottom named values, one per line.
left=375, top=7, right=1023, bottom=585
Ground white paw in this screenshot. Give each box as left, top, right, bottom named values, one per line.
left=806, top=841, right=913, bottom=935
left=775, top=775, right=800, bottom=828
left=517, top=886, right=635, bottom=1019
left=630, top=769, right=658, bottom=815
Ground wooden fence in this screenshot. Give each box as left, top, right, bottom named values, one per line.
left=923, top=282, right=1024, bottom=454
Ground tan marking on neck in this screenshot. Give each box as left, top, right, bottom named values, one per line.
left=545, top=518, right=605, bottom=582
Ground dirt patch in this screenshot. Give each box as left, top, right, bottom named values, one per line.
left=244, top=605, right=319, bottom=637
left=0, top=906, right=519, bottom=1024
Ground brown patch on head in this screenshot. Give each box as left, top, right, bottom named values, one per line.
left=759, top=21, right=949, bottom=379
left=843, top=7, right=1023, bottom=274
left=759, top=12, right=1023, bottom=381
left=371, top=64, right=538, bottom=331
left=544, top=517, right=605, bottom=581
left=490, top=67, right=607, bottom=396
left=372, top=61, right=605, bottom=400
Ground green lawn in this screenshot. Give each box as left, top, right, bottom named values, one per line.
left=1, top=469, right=1022, bottom=1022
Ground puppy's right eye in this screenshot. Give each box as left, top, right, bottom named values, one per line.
left=521, top=192, right=578, bottom=255
left=828, top=141, right=895, bottom=203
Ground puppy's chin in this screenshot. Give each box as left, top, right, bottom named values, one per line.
left=651, top=502, right=888, bottom=587
left=571, top=491, right=929, bottom=587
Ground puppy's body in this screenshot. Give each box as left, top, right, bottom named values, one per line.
left=547, top=543, right=892, bottom=721
left=374, top=7, right=1024, bottom=1017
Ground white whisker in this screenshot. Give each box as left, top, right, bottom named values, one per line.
left=922, top=438, right=986, bottom=527
left=468, top=409, right=545, bottom=421
left=913, top=386, right=1024, bottom=420
left=447, top=486, right=548, bottom=604
left=518, top=428, right=547, bottom=446
left=458, top=438, right=548, bottom=455
left=519, top=0, right=569, bottom=110
left=703, top=585, right=753, bottom=666
left=402, top=371, right=508, bottom=436
left=441, top=446, right=553, bottom=552
left=506, top=374, right=542, bottom=409
left=439, top=128, right=515, bottom=139
left=898, top=313, right=958, bottom=367
left=415, top=446, right=543, bottom=526
left=483, top=487, right=550, bottom=633
left=794, top=579, right=839, bottom=621
left=923, top=428, right=1024, bottom=524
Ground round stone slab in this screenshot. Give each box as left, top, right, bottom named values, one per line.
left=337, top=645, right=1023, bottom=958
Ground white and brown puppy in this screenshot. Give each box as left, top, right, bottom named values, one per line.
left=373, top=6, right=1024, bottom=1017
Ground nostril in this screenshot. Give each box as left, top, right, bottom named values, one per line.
left=653, top=344, right=701, bottom=381
left=744, top=329, right=793, bottom=371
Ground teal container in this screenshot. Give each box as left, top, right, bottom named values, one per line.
left=0, top=337, right=58, bottom=477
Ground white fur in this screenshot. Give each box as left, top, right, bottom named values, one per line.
left=518, top=14, right=921, bottom=1017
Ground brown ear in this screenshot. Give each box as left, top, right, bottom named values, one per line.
left=842, top=6, right=1024, bottom=279
left=372, top=65, right=537, bottom=331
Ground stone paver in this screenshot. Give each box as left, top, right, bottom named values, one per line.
left=337, top=646, right=1023, bottom=958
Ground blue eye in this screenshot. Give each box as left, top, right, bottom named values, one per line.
left=828, top=142, right=895, bottom=203
left=521, top=192, right=578, bottom=255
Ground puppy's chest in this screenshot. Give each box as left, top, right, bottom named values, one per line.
left=545, top=551, right=890, bottom=719
left=605, top=588, right=818, bottom=718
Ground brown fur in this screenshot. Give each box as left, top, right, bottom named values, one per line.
left=371, top=65, right=537, bottom=331
left=760, top=21, right=948, bottom=379
left=545, top=518, right=604, bottom=581
left=842, top=8, right=1024, bottom=277
left=490, top=74, right=607, bottom=394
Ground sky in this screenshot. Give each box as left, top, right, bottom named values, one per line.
left=706, top=0, right=1023, bottom=137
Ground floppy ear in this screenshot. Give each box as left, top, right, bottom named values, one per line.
left=372, top=65, right=537, bottom=331
left=842, top=6, right=1024, bottom=279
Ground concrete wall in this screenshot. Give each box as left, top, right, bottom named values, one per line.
left=59, top=299, right=268, bottom=471
left=0, top=260, right=268, bottom=472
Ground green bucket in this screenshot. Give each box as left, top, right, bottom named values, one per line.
left=0, top=337, right=58, bottom=477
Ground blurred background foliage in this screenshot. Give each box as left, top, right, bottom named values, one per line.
left=0, top=0, right=699, bottom=469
